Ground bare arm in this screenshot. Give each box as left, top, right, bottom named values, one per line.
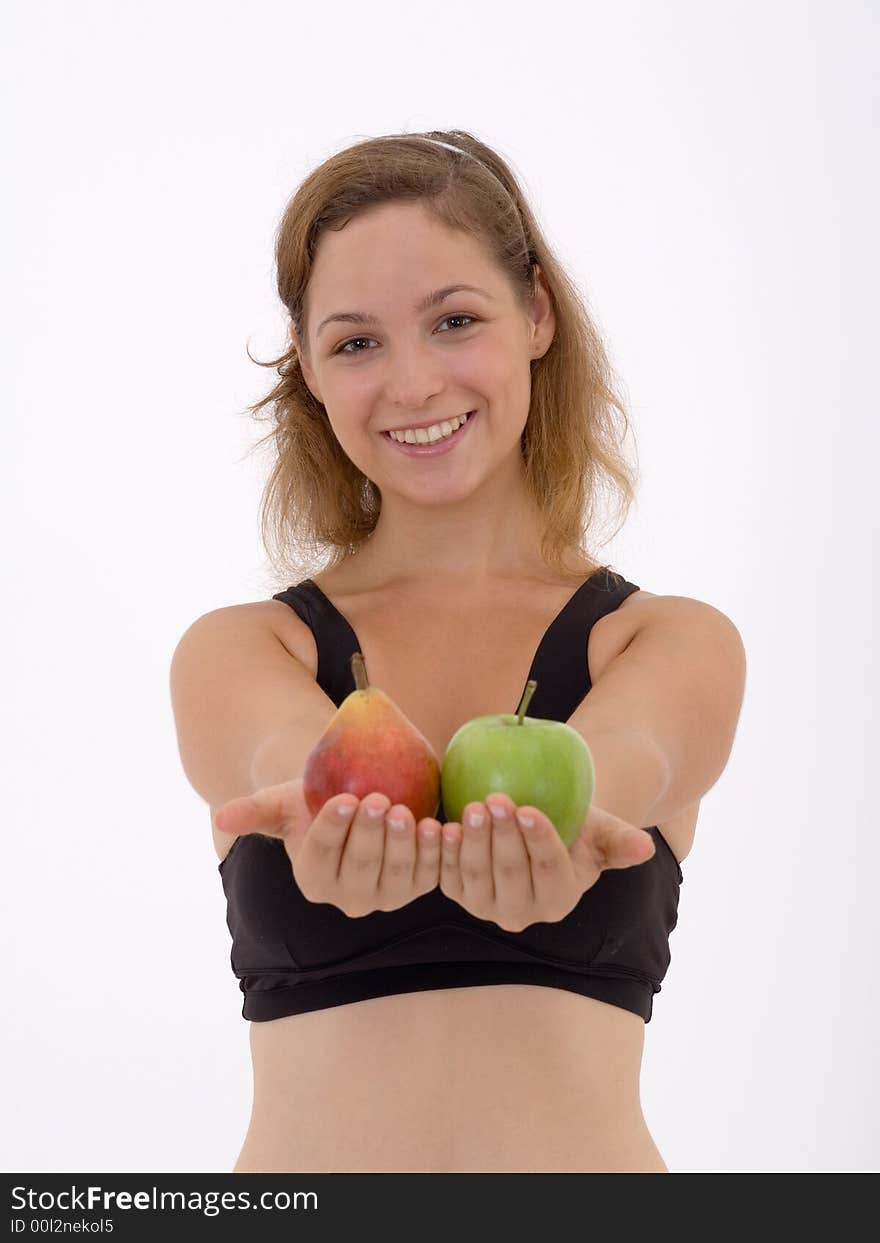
left=168, top=602, right=337, bottom=830
left=567, top=597, right=747, bottom=826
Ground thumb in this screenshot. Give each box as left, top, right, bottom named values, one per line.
left=214, top=777, right=311, bottom=843
left=596, top=822, right=657, bottom=871
left=582, top=805, right=657, bottom=871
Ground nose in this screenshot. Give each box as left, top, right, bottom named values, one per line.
left=381, top=342, right=447, bottom=412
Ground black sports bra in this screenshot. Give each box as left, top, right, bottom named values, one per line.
left=219, top=567, right=684, bottom=1024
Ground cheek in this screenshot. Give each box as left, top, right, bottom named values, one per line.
left=473, top=347, right=527, bottom=402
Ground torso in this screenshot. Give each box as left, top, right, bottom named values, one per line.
left=221, top=566, right=698, bottom=1172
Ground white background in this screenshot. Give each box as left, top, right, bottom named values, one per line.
left=3, top=0, right=878, bottom=1174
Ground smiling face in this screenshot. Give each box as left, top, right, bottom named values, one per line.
left=290, top=200, right=555, bottom=497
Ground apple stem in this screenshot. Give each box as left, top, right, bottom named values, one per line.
left=351, top=651, right=370, bottom=691
left=515, top=679, right=537, bottom=724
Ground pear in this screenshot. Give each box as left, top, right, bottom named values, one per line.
left=302, top=652, right=441, bottom=822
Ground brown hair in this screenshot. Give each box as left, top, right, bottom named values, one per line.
left=243, top=128, right=639, bottom=589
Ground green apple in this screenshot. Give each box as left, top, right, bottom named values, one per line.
left=440, top=680, right=595, bottom=848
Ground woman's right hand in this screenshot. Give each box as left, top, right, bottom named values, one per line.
left=214, top=778, right=444, bottom=916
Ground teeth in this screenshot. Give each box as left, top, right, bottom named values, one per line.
left=390, top=413, right=469, bottom=444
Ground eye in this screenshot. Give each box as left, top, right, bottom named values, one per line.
left=333, top=314, right=479, bottom=356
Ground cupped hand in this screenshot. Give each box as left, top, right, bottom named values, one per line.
left=438, top=793, right=656, bottom=932
left=215, top=778, right=445, bottom=917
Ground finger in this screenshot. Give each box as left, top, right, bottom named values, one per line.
left=293, top=793, right=359, bottom=876
left=414, top=817, right=443, bottom=892
left=590, top=821, right=657, bottom=871
left=439, top=820, right=464, bottom=902
left=378, top=803, right=418, bottom=900
left=458, top=801, right=494, bottom=911
left=515, top=804, right=573, bottom=915
left=486, top=796, right=532, bottom=919
left=337, top=793, right=390, bottom=896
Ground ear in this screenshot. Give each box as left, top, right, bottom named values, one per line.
left=528, top=264, right=555, bottom=363
left=289, top=322, right=324, bottom=404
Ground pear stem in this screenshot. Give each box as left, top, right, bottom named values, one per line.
left=351, top=651, right=370, bottom=691
left=515, top=679, right=537, bottom=724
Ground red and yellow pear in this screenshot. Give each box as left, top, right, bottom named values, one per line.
left=303, top=652, right=441, bottom=822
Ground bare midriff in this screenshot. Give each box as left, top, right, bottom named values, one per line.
left=233, top=984, right=668, bottom=1173
left=224, top=564, right=689, bottom=1173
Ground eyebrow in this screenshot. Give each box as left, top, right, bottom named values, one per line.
left=316, top=284, right=496, bottom=338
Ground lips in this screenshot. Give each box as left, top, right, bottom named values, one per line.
left=384, top=411, right=474, bottom=440
left=382, top=409, right=477, bottom=457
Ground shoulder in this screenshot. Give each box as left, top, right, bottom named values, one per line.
left=255, top=598, right=322, bottom=675
left=591, top=588, right=741, bottom=681
left=595, top=585, right=658, bottom=650
left=602, top=591, right=746, bottom=696
left=618, top=591, right=742, bottom=641
left=586, top=587, right=654, bottom=685
left=180, top=598, right=319, bottom=675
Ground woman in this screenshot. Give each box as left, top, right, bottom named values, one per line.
left=170, top=129, right=745, bottom=1172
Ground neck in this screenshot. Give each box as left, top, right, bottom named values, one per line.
left=345, top=462, right=589, bottom=593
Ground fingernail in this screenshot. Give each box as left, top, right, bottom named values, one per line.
left=466, top=809, right=486, bottom=829
left=388, top=816, right=407, bottom=831
left=516, top=811, right=535, bottom=829
left=487, top=802, right=507, bottom=821
left=336, top=801, right=357, bottom=819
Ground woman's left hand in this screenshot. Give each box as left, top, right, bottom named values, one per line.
left=439, top=792, right=657, bottom=931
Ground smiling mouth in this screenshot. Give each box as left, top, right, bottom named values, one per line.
left=383, top=410, right=475, bottom=444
